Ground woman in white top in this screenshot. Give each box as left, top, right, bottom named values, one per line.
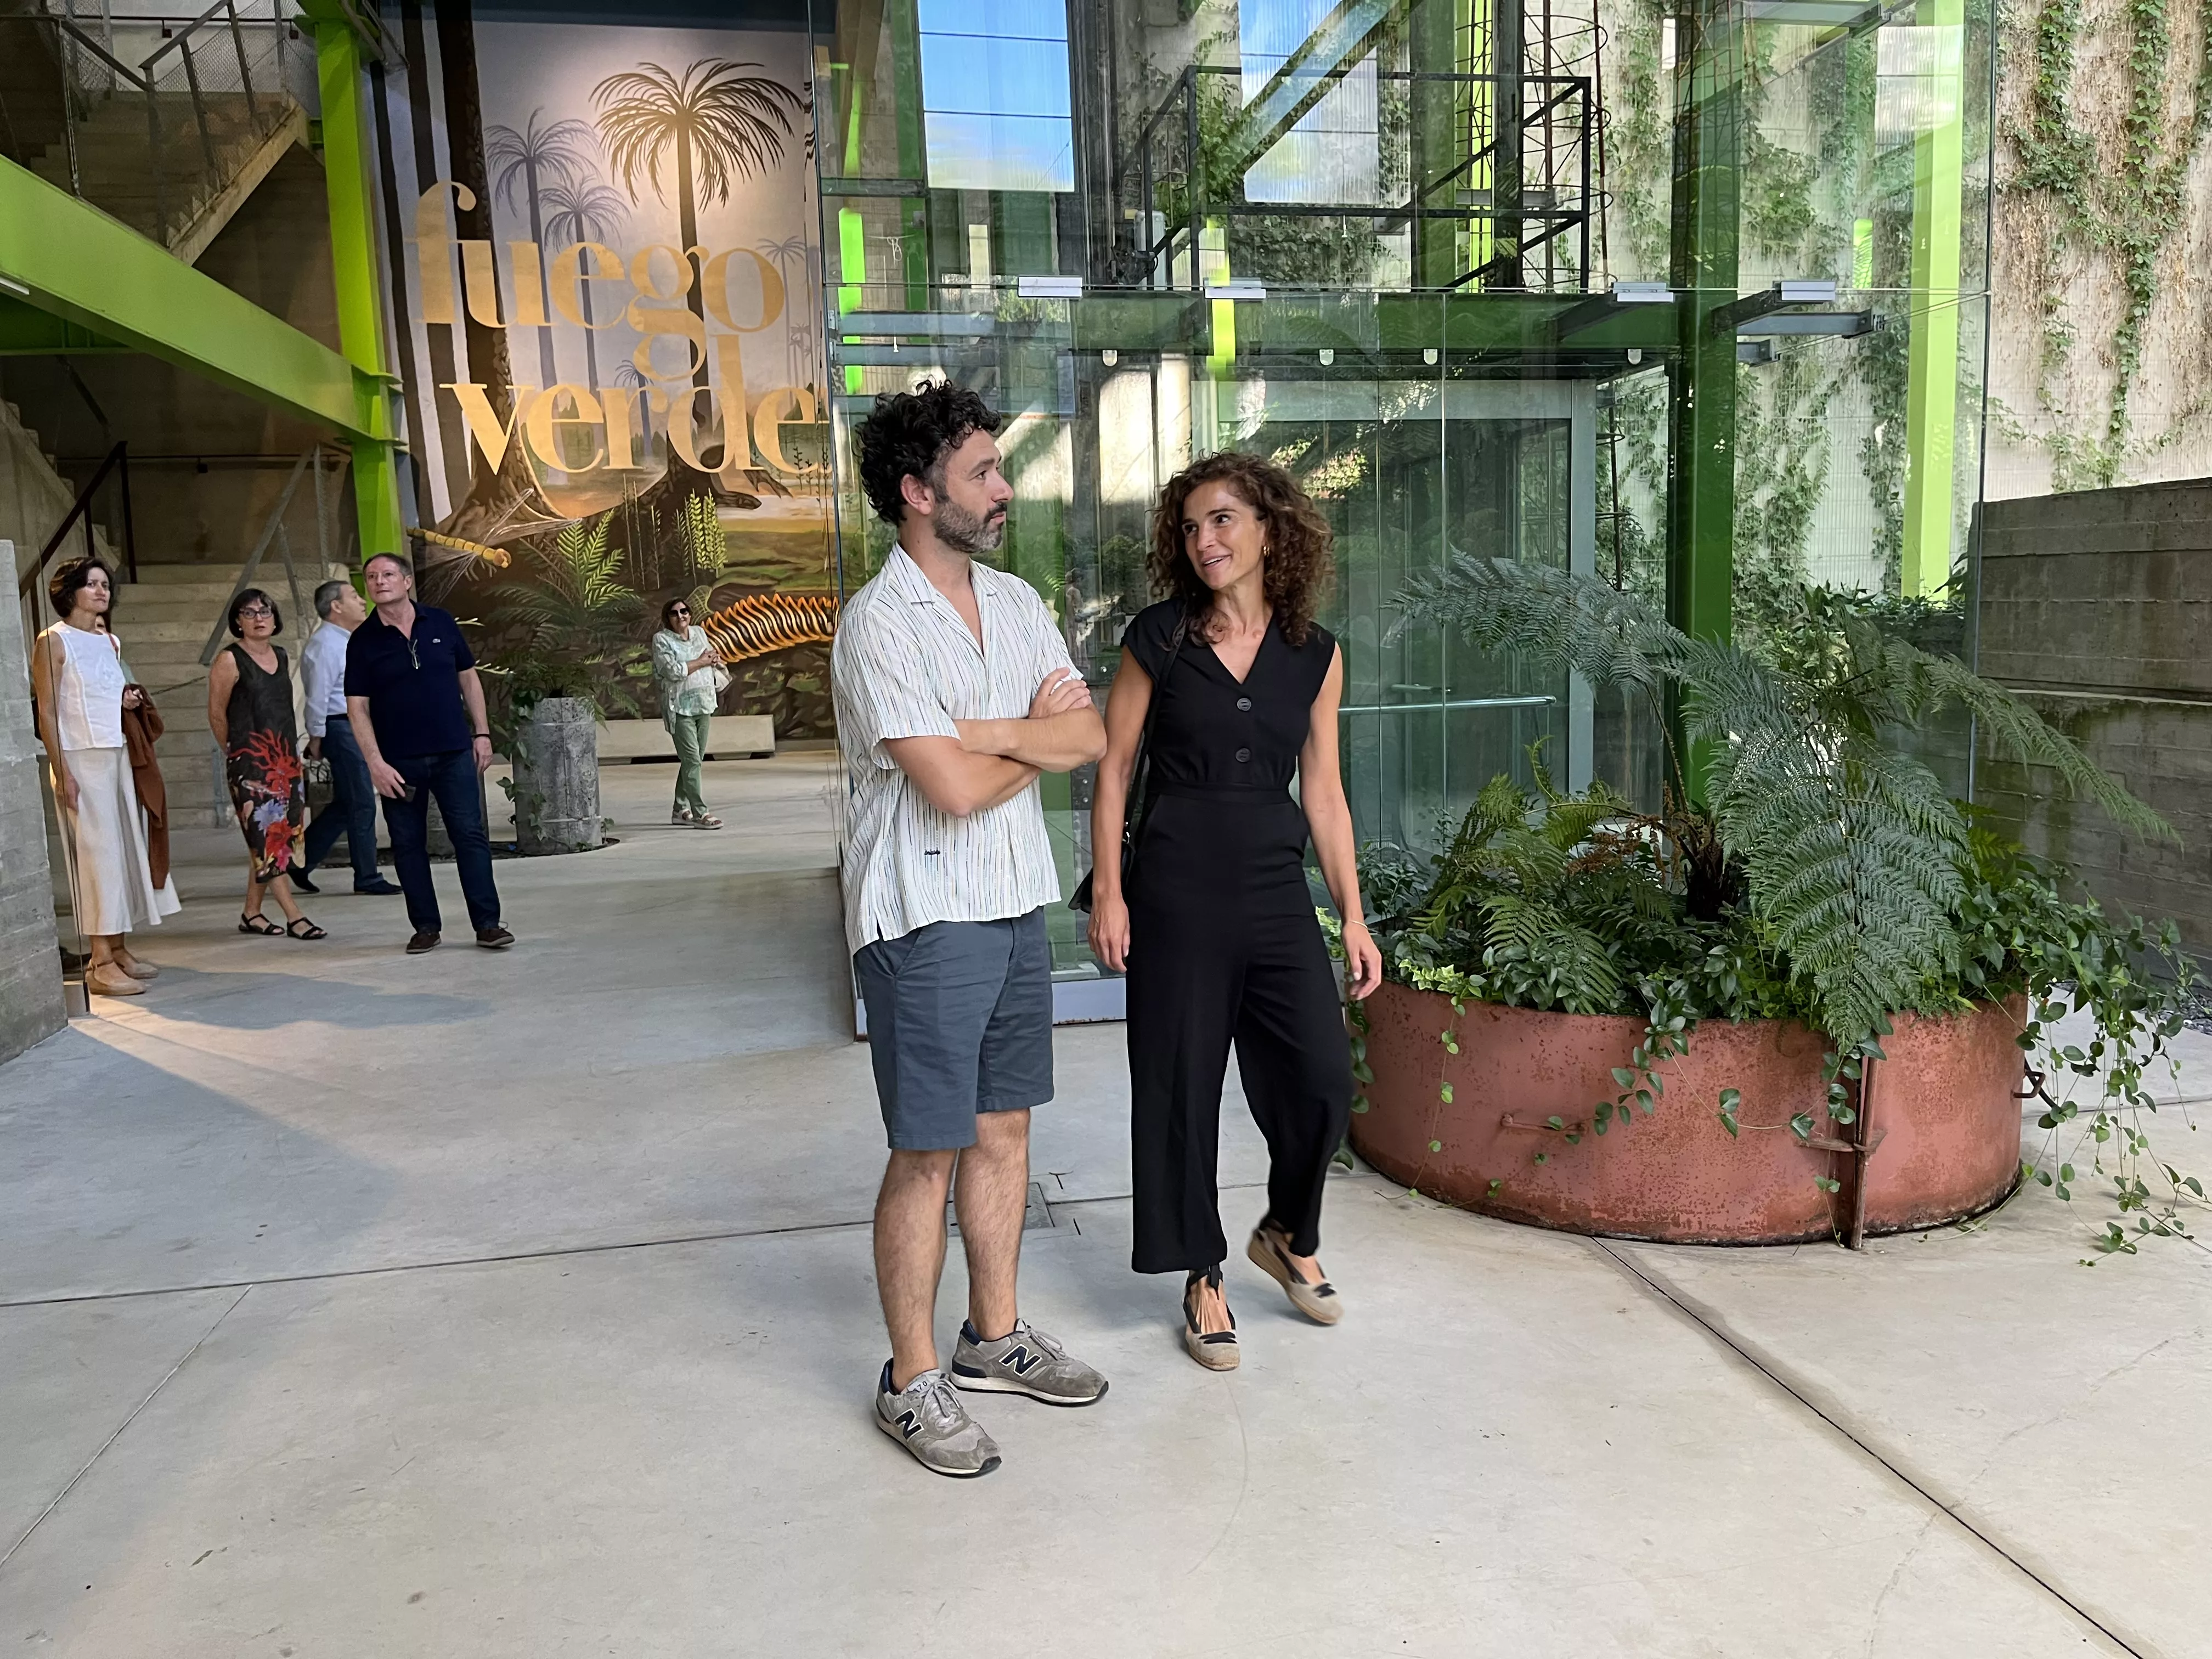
left=31, top=556, right=182, bottom=997
left=650, top=597, right=727, bottom=830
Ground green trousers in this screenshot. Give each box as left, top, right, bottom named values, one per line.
left=669, top=710, right=712, bottom=816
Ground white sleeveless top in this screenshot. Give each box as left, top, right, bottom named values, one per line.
left=41, top=622, right=128, bottom=750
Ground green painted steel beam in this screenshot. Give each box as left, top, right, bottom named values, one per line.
left=0, top=297, right=126, bottom=354
left=301, top=0, right=404, bottom=562
left=0, top=159, right=387, bottom=441
left=1901, top=0, right=1965, bottom=598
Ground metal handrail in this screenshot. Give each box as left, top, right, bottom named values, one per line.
left=18, top=442, right=136, bottom=602
left=10, top=1, right=295, bottom=246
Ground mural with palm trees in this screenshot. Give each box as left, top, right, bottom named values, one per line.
left=486, top=109, right=600, bottom=391
left=538, top=173, right=629, bottom=391
left=591, top=58, right=806, bottom=390
left=388, top=25, right=837, bottom=738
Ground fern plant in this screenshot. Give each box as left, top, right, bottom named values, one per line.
left=1395, top=556, right=2169, bottom=1055
left=481, top=510, right=651, bottom=725
left=1365, top=558, right=2204, bottom=1249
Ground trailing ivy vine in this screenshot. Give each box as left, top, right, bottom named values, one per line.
left=2006, top=0, right=2212, bottom=487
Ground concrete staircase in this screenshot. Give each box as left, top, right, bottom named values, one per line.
left=0, top=14, right=304, bottom=261
left=3, top=400, right=120, bottom=588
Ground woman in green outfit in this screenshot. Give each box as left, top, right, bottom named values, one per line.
left=652, top=598, right=727, bottom=829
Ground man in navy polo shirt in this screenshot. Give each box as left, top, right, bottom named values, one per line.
left=344, top=552, right=513, bottom=955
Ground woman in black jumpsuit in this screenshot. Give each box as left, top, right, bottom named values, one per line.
left=1088, top=453, right=1384, bottom=1370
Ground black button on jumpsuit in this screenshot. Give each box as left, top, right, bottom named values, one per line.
left=1120, top=600, right=1353, bottom=1274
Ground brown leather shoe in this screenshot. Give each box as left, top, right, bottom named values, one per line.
left=475, top=925, right=515, bottom=950
left=86, top=963, right=146, bottom=997
left=405, top=930, right=441, bottom=955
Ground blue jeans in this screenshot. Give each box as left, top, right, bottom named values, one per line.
left=381, top=748, right=501, bottom=935
left=302, top=716, right=382, bottom=888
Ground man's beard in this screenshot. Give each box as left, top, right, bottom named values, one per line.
left=933, top=494, right=1007, bottom=555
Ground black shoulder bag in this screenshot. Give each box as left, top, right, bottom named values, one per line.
left=1070, top=614, right=1189, bottom=914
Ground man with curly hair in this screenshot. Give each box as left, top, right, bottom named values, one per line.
left=833, top=380, right=1109, bottom=1477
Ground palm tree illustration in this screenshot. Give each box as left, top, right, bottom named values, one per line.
left=540, top=174, right=630, bottom=392
left=760, top=233, right=816, bottom=390
left=591, top=59, right=805, bottom=393
left=487, top=109, right=599, bottom=391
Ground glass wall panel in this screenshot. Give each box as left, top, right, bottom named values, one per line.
left=812, top=0, right=1994, bottom=989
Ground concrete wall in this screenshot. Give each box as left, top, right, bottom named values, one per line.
left=0, top=540, right=67, bottom=1062
left=1976, top=481, right=2212, bottom=960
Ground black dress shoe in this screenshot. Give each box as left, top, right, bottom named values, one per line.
left=475, top=925, right=515, bottom=950
left=289, top=869, right=320, bottom=894
left=354, top=878, right=403, bottom=895
left=405, top=930, right=441, bottom=955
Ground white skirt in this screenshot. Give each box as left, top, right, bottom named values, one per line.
left=57, top=746, right=182, bottom=937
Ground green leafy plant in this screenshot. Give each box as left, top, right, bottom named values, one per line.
left=1361, top=556, right=2203, bottom=1246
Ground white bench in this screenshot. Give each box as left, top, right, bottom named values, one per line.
left=595, top=715, right=776, bottom=762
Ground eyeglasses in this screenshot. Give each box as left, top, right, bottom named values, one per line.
left=237, top=605, right=273, bottom=618
left=669, top=606, right=690, bottom=616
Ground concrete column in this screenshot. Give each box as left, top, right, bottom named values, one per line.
left=0, top=541, right=67, bottom=1062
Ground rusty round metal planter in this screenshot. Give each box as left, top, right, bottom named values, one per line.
left=1349, top=983, right=2027, bottom=1244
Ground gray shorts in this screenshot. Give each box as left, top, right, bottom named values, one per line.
left=854, top=908, right=1054, bottom=1151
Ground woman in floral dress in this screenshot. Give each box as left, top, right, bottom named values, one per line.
left=206, top=588, right=324, bottom=939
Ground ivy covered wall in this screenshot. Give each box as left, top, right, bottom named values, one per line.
left=1991, top=0, right=2212, bottom=495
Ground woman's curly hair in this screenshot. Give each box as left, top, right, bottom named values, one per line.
left=1148, top=452, right=1333, bottom=646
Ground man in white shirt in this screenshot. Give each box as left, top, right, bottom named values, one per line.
left=833, top=382, right=1109, bottom=1478
left=296, top=578, right=400, bottom=895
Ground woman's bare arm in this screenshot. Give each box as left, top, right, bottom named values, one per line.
left=1299, top=645, right=1381, bottom=999
left=30, top=631, right=76, bottom=810
left=206, top=649, right=237, bottom=749
left=1084, top=649, right=1152, bottom=972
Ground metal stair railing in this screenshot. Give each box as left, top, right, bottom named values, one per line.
left=198, top=447, right=341, bottom=670
left=13, top=0, right=299, bottom=248
left=16, top=441, right=136, bottom=668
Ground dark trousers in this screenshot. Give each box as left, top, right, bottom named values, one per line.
left=1125, top=790, right=1352, bottom=1273
left=302, top=716, right=381, bottom=887
left=380, top=748, right=500, bottom=935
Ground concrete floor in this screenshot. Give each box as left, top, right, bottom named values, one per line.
left=3, top=753, right=2208, bottom=1658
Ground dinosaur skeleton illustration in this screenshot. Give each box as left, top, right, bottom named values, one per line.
left=700, top=591, right=839, bottom=663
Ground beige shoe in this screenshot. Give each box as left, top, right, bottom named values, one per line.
left=115, top=956, right=158, bottom=980
left=1182, top=1267, right=1239, bottom=1370
left=1248, top=1224, right=1343, bottom=1325
left=86, top=963, right=146, bottom=997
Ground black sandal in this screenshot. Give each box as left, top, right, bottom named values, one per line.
left=285, top=916, right=326, bottom=940
left=1182, top=1266, right=1240, bottom=1371
left=239, top=912, right=282, bottom=936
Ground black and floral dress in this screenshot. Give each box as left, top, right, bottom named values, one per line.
left=222, top=643, right=305, bottom=882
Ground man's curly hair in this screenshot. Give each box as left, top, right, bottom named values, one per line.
left=852, top=380, right=1003, bottom=524
left=1148, top=451, right=1334, bottom=646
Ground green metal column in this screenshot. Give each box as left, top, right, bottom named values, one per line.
left=1409, top=0, right=1463, bottom=287
left=303, top=1, right=404, bottom=562
left=1664, top=0, right=1741, bottom=649
left=1901, top=0, right=1964, bottom=597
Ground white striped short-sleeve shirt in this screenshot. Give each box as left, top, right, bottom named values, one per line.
left=832, top=544, right=1075, bottom=956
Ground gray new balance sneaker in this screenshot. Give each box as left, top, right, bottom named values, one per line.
left=951, top=1318, right=1109, bottom=1406
left=875, top=1363, right=1002, bottom=1478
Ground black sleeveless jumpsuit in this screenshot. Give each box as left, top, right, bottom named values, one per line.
left=1121, top=600, right=1353, bottom=1274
